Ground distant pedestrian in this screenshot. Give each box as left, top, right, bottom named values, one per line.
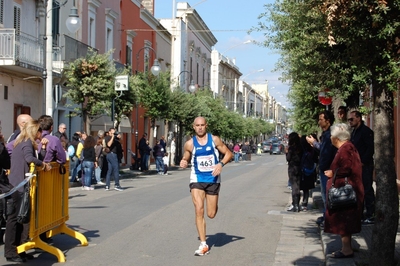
left=138, top=133, right=148, bottom=171
left=104, top=128, right=123, bottom=191
left=286, top=132, right=303, bottom=212
left=81, top=135, right=96, bottom=190
left=170, top=137, right=176, bottom=166
left=153, top=140, right=165, bottom=175
left=163, top=152, right=169, bottom=175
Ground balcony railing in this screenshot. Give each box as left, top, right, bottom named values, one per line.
left=0, top=29, right=44, bottom=70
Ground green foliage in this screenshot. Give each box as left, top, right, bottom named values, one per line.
left=132, top=71, right=171, bottom=124
left=63, top=49, right=116, bottom=119
left=168, top=88, right=274, bottom=141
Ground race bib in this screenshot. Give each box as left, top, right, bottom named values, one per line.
left=196, top=155, right=214, bottom=172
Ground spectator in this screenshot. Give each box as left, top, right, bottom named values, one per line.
left=153, top=140, right=165, bottom=175
left=104, top=128, right=123, bottom=191
left=233, top=142, right=241, bottom=163
left=306, top=110, right=337, bottom=226
left=94, top=136, right=105, bottom=185
left=348, top=110, right=375, bottom=224
left=6, top=114, right=32, bottom=144
left=81, top=135, right=96, bottom=190
left=170, top=137, right=176, bottom=166
left=54, top=123, right=68, bottom=143
left=324, top=123, right=364, bottom=259
left=300, top=135, right=318, bottom=211
left=69, top=133, right=81, bottom=183
left=163, top=152, right=169, bottom=175
left=286, top=132, right=303, bottom=212
left=5, top=120, right=51, bottom=262
left=337, top=106, right=347, bottom=123
left=138, top=133, right=148, bottom=171
left=37, top=115, right=66, bottom=164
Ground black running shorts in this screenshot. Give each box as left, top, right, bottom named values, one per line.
left=189, top=183, right=220, bottom=195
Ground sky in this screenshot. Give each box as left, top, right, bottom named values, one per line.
left=154, top=0, right=291, bottom=108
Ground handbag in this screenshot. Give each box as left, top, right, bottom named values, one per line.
left=327, top=168, right=357, bottom=210
left=16, top=184, right=30, bottom=224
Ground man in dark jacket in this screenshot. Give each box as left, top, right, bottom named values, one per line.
left=306, top=110, right=337, bottom=225
left=138, top=133, right=148, bottom=171
left=349, top=110, right=375, bottom=224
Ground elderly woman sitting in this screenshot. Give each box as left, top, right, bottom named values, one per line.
left=323, top=123, right=364, bottom=259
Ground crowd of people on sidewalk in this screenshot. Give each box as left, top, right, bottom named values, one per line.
left=285, top=107, right=375, bottom=259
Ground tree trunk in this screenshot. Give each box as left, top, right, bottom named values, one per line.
left=370, top=84, right=399, bottom=265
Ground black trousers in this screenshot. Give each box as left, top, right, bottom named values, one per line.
left=4, top=192, right=28, bottom=258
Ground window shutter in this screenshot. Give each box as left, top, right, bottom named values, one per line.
left=13, top=5, right=21, bottom=34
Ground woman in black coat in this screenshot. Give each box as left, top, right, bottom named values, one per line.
left=286, top=132, right=303, bottom=212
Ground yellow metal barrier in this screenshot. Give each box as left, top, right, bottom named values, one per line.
left=17, top=162, right=88, bottom=262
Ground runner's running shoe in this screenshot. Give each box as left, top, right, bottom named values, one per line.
left=194, top=244, right=209, bottom=256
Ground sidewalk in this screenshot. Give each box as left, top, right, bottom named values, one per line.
left=274, top=184, right=400, bottom=266
left=313, top=186, right=400, bottom=266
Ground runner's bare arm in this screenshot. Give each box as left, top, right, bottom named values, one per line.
left=212, top=135, right=233, bottom=174
left=180, top=139, right=193, bottom=168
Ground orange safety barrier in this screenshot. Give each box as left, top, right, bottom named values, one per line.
left=16, top=162, right=88, bottom=262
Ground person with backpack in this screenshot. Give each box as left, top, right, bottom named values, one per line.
left=299, top=135, right=318, bottom=211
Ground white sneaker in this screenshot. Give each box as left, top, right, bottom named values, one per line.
left=83, top=186, right=94, bottom=191
left=114, top=186, right=124, bottom=191
left=194, top=244, right=209, bottom=256
left=97, top=181, right=105, bottom=185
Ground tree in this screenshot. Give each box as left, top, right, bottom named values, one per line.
left=132, top=71, right=171, bottom=144
left=63, top=49, right=116, bottom=132
left=322, top=1, right=400, bottom=264
left=254, top=0, right=400, bottom=263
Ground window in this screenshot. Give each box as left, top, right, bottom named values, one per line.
left=13, top=4, right=21, bottom=34
left=0, top=0, right=4, bottom=25
left=4, top=85, right=8, bottom=100
left=126, top=45, right=132, bottom=67
left=52, top=0, right=60, bottom=46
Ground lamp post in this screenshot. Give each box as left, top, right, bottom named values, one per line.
left=242, top=68, right=264, bottom=117
left=177, top=70, right=196, bottom=92
left=135, top=46, right=161, bottom=170
left=221, top=40, right=253, bottom=55
left=44, top=0, right=81, bottom=116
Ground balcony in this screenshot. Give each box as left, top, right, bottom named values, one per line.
left=0, top=28, right=64, bottom=77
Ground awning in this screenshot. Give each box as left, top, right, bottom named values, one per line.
left=90, top=115, right=132, bottom=133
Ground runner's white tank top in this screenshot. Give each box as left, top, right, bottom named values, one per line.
left=190, top=133, right=220, bottom=183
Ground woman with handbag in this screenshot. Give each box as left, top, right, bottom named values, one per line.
left=323, top=123, right=364, bottom=259
left=5, top=120, right=51, bottom=262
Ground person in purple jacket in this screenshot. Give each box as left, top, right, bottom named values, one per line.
left=37, top=115, right=66, bottom=164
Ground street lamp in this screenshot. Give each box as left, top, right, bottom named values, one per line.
left=242, top=69, right=264, bottom=117
left=177, top=70, right=195, bottom=92
left=66, top=0, right=82, bottom=33
left=134, top=46, right=160, bottom=170
left=44, top=0, right=81, bottom=115
left=221, top=40, right=253, bottom=55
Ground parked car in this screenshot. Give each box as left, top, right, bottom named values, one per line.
left=262, top=141, right=272, bottom=153
left=270, top=143, right=284, bottom=155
